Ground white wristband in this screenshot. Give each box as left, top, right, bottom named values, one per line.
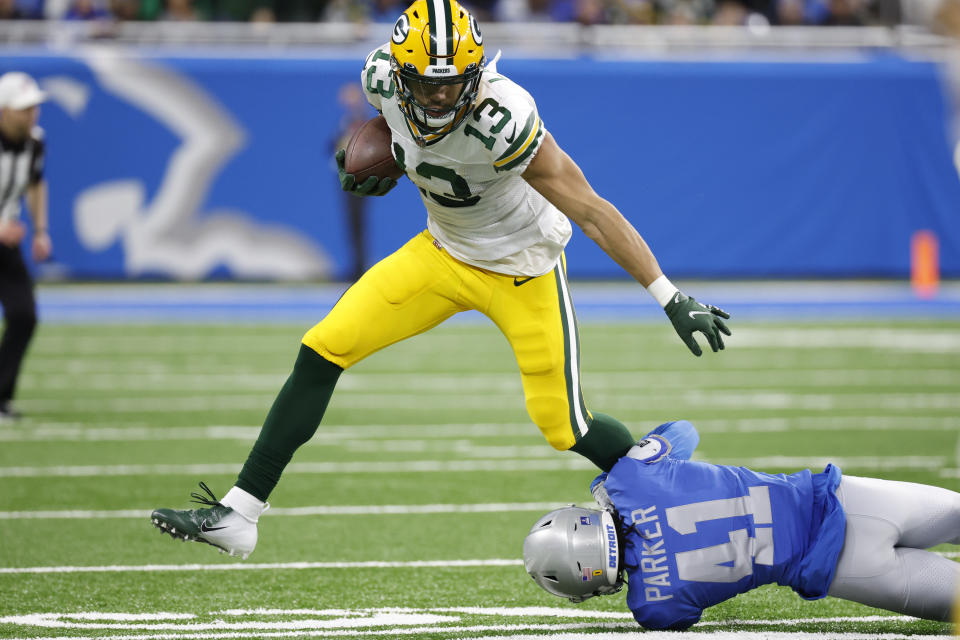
left=646, top=275, right=679, bottom=308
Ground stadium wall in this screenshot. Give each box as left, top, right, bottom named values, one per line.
left=5, top=49, right=959, bottom=280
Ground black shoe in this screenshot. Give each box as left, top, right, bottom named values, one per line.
left=0, top=402, right=22, bottom=423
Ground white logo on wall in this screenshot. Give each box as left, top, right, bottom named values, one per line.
left=61, top=49, right=330, bottom=281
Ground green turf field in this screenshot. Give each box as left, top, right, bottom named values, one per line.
left=1, top=319, right=958, bottom=639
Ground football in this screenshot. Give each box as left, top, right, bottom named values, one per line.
left=343, top=115, right=405, bottom=184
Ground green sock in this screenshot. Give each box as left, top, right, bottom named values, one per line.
left=569, top=412, right=636, bottom=472
left=235, top=344, right=342, bottom=501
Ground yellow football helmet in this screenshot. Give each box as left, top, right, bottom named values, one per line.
left=389, top=0, right=486, bottom=146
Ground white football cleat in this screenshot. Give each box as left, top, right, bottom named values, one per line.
left=151, top=482, right=260, bottom=559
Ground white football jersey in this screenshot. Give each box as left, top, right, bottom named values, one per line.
left=361, top=44, right=571, bottom=277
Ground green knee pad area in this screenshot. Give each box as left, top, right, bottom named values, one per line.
left=569, top=413, right=637, bottom=472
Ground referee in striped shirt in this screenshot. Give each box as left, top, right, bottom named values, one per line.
left=0, top=71, right=51, bottom=422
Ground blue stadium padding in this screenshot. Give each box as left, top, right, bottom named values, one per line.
left=3, top=50, right=958, bottom=280
left=34, top=281, right=960, bottom=324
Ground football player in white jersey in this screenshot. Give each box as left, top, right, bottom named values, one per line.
left=150, top=0, right=733, bottom=560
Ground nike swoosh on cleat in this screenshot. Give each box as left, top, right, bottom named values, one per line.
left=513, top=276, right=535, bottom=287
left=688, top=310, right=712, bottom=319
left=200, top=520, right=227, bottom=533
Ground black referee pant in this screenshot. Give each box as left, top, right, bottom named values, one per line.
left=0, top=244, right=37, bottom=405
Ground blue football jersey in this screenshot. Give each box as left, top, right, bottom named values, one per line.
left=602, top=426, right=845, bottom=631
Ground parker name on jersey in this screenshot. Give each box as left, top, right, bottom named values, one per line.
left=361, top=44, right=572, bottom=277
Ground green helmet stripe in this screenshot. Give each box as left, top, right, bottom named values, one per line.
left=441, top=0, right=453, bottom=63
left=426, top=0, right=438, bottom=65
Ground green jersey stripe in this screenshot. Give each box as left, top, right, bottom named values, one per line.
left=496, top=127, right=543, bottom=172
left=495, top=110, right=537, bottom=163
left=441, top=0, right=453, bottom=63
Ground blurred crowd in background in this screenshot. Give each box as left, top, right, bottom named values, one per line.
left=1, top=0, right=958, bottom=32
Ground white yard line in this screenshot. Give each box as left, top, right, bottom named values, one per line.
left=0, top=608, right=948, bottom=640
left=0, top=502, right=568, bottom=520
left=24, top=326, right=960, bottom=353
left=0, top=455, right=946, bottom=479
left=2, top=416, right=959, bottom=443
left=17, top=369, right=960, bottom=392
left=724, top=328, right=960, bottom=353
left=12, top=391, right=960, bottom=412
left=0, top=423, right=533, bottom=442
left=0, top=459, right=592, bottom=478
left=0, top=559, right=524, bottom=575
left=13, top=629, right=957, bottom=640
left=3, top=551, right=956, bottom=575
left=479, top=634, right=955, bottom=640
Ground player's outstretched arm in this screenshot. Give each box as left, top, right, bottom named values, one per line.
left=522, top=133, right=731, bottom=356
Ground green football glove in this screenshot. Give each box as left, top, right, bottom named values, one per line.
left=663, top=291, right=732, bottom=357
left=336, top=149, right=397, bottom=197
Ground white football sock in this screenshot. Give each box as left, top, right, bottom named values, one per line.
left=221, top=486, right=269, bottom=523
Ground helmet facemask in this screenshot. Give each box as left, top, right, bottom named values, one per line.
left=389, top=0, right=486, bottom=146
left=391, top=59, right=482, bottom=143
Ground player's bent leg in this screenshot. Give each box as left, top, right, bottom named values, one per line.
left=235, top=344, right=344, bottom=501
left=828, top=475, right=960, bottom=621
left=151, top=232, right=462, bottom=559
left=302, top=231, right=463, bottom=367
left=838, top=475, right=960, bottom=548
left=829, top=543, right=958, bottom=621
left=151, top=345, right=337, bottom=559
left=240, top=232, right=459, bottom=500
left=570, top=413, right=636, bottom=472
left=893, top=548, right=959, bottom=621
left=487, top=259, right=634, bottom=471
left=522, top=392, right=633, bottom=470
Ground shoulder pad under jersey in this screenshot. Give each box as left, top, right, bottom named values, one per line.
left=361, top=43, right=396, bottom=112
left=471, top=73, right=544, bottom=175
left=625, top=434, right=672, bottom=464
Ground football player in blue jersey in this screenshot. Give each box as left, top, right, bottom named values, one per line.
left=524, top=421, right=960, bottom=629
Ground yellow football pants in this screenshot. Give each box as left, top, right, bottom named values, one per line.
left=302, top=230, right=591, bottom=450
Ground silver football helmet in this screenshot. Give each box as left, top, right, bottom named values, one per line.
left=523, top=506, right=623, bottom=603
